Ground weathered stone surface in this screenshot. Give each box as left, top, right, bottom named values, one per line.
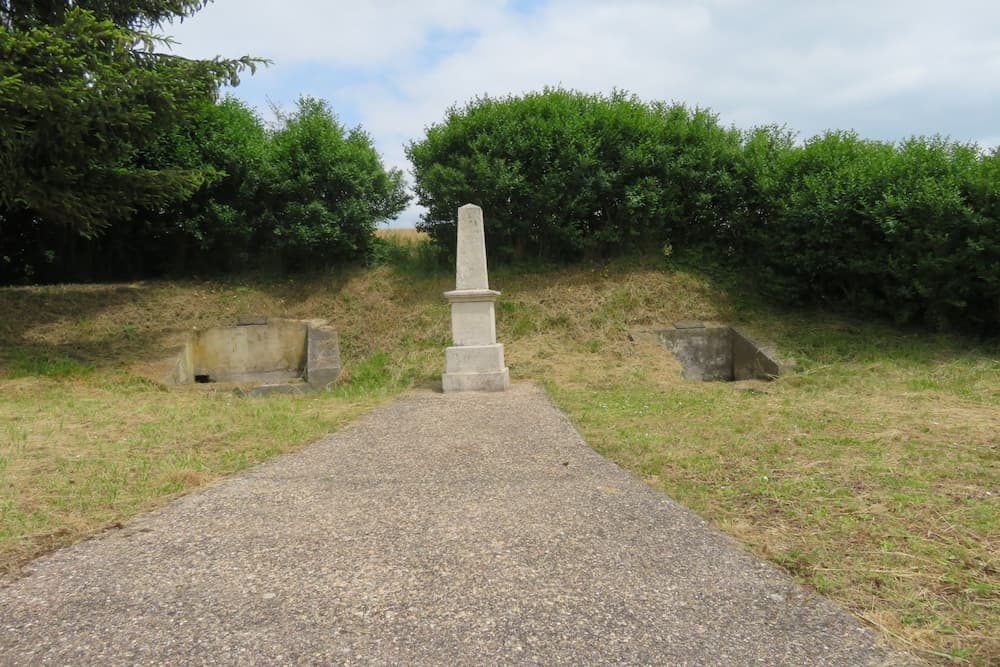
left=445, top=344, right=507, bottom=374
left=446, top=296, right=499, bottom=347
left=237, top=314, right=268, bottom=326
left=305, top=323, right=341, bottom=389
left=654, top=326, right=788, bottom=382
left=731, top=329, right=783, bottom=380
left=175, top=320, right=307, bottom=384
left=455, top=203, right=490, bottom=291
left=172, top=319, right=341, bottom=393
left=658, top=326, right=734, bottom=381
left=443, top=204, right=509, bottom=392
left=172, top=339, right=197, bottom=385
left=441, top=368, right=510, bottom=392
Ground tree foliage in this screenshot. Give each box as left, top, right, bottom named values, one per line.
left=122, top=95, right=269, bottom=275
left=0, top=95, right=409, bottom=282
left=734, top=131, right=1000, bottom=334
left=1, top=0, right=211, bottom=29
left=406, top=87, right=742, bottom=262
left=0, top=0, right=259, bottom=237
left=262, top=97, right=409, bottom=267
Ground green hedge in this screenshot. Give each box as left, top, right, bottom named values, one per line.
left=738, top=131, right=1000, bottom=335
left=406, top=87, right=742, bottom=261
left=410, top=89, right=999, bottom=336
left=261, top=97, right=409, bottom=267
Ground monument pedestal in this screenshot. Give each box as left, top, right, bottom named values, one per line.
left=442, top=362, right=509, bottom=392
left=441, top=205, right=509, bottom=393
left=442, top=290, right=508, bottom=392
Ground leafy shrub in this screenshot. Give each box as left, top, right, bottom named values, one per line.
left=872, top=139, right=1000, bottom=333
left=735, top=131, right=899, bottom=305
left=0, top=96, right=408, bottom=282
left=406, top=87, right=742, bottom=262
left=262, top=97, right=410, bottom=269
left=369, top=235, right=445, bottom=277
left=410, top=88, right=999, bottom=334
left=734, top=132, right=1000, bottom=334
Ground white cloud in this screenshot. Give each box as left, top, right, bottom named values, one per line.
left=165, top=0, right=509, bottom=66
left=167, top=0, right=1000, bottom=224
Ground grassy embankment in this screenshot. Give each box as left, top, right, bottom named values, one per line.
left=1, top=230, right=997, bottom=664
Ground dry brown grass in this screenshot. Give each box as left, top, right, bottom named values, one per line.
left=375, top=227, right=428, bottom=241
left=531, top=307, right=999, bottom=663
left=0, top=265, right=450, bottom=572
left=1, top=257, right=997, bottom=664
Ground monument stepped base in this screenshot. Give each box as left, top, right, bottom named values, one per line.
left=443, top=343, right=509, bottom=392
left=442, top=368, right=510, bottom=393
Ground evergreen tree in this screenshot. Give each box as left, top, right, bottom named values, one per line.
left=0, top=0, right=260, bottom=237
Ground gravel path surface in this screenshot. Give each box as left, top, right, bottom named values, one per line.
left=1, top=382, right=920, bottom=665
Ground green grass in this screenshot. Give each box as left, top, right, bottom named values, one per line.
left=543, top=321, right=998, bottom=665
left=4, top=347, right=95, bottom=378
left=0, top=367, right=406, bottom=567
left=0, top=256, right=997, bottom=664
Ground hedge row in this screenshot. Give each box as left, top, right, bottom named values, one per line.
left=736, top=129, right=1000, bottom=334
left=407, top=88, right=742, bottom=261
left=408, top=89, right=1000, bottom=335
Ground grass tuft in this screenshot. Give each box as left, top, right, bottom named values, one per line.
left=5, top=347, right=95, bottom=379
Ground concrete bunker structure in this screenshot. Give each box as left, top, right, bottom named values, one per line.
left=172, top=317, right=340, bottom=395
left=653, top=321, right=790, bottom=382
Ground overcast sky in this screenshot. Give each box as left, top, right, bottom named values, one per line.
left=167, top=0, right=1000, bottom=226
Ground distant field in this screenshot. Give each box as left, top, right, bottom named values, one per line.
left=1, top=257, right=996, bottom=664
left=375, top=227, right=428, bottom=241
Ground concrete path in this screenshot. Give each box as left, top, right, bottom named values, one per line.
left=1, top=383, right=920, bottom=666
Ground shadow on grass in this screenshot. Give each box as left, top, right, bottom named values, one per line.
left=0, top=273, right=361, bottom=374
left=0, top=263, right=451, bottom=378
left=0, top=284, right=164, bottom=373
left=662, top=248, right=1000, bottom=374
left=0, top=284, right=143, bottom=344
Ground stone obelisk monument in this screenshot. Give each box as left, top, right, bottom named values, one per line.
left=441, top=204, right=509, bottom=392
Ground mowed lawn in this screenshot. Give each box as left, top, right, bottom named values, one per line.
left=1, top=247, right=997, bottom=665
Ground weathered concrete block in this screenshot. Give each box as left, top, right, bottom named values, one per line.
left=731, top=329, right=781, bottom=381
left=657, top=326, right=734, bottom=381
left=306, top=323, right=341, bottom=389
left=445, top=344, right=506, bottom=374
left=171, top=319, right=341, bottom=393
left=183, top=320, right=307, bottom=384
left=173, top=338, right=196, bottom=385
left=447, top=294, right=498, bottom=346
left=653, top=325, right=788, bottom=382
left=441, top=369, right=510, bottom=392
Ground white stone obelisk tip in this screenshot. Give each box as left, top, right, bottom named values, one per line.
left=442, top=204, right=508, bottom=391
left=456, top=204, right=489, bottom=290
